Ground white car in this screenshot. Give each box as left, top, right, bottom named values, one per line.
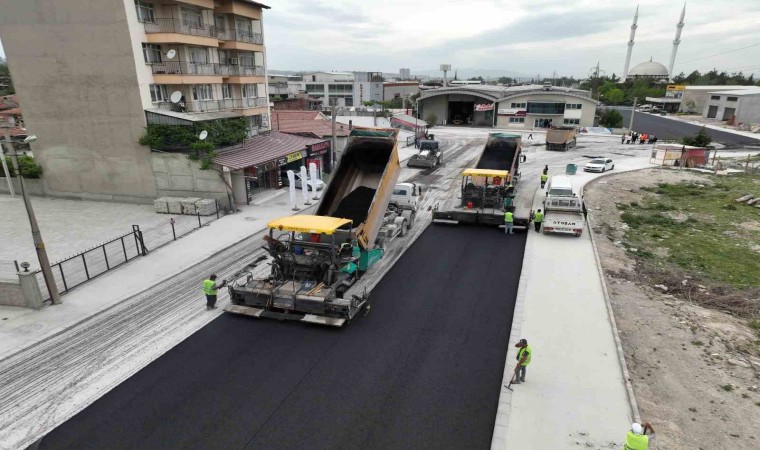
left=282, top=173, right=325, bottom=191
left=584, top=158, right=614, bottom=173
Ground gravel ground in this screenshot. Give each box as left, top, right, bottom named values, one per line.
left=585, top=168, right=760, bottom=450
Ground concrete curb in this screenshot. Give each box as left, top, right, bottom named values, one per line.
left=582, top=175, right=642, bottom=424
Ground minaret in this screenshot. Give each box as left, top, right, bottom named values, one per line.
left=622, top=5, right=639, bottom=81
left=667, top=4, right=686, bottom=81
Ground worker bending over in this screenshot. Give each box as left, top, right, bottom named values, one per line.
left=623, top=422, right=655, bottom=449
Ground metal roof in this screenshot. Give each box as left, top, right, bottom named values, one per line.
left=212, top=131, right=325, bottom=170
left=420, top=84, right=592, bottom=103
left=391, top=114, right=428, bottom=128
left=707, top=87, right=760, bottom=96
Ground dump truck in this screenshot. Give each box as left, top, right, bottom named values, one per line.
left=545, top=127, right=577, bottom=151
left=541, top=175, right=585, bottom=236
left=225, top=127, right=414, bottom=326
left=407, top=139, right=442, bottom=168
left=432, top=132, right=531, bottom=228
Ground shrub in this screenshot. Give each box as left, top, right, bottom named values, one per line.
left=681, top=126, right=712, bottom=147
left=1, top=155, right=43, bottom=179
left=425, top=113, right=438, bottom=128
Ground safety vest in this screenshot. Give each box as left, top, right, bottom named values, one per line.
left=540, top=174, right=548, bottom=182
left=622, top=432, right=649, bottom=450
left=504, top=211, right=514, bottom=223
left=534, top=211, right=544, bottom=223
left=203, top=279, right=217, bottom=296
left=517, top=345, right=532, bottom=366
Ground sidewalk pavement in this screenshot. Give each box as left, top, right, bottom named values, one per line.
left=0, top=188, right=311, bottom=360
left=492, top=158, right=656, bottom=449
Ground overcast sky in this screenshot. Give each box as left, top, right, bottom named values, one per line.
left=1, top=0, right=758, bottom=79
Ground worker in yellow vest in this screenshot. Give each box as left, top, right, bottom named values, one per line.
left=202, top=274, right=226, bottom=310
left=512, top=338, right=531, bottom=384
left=533, top=209, right=544, bottom=232
left=540, top=172, right=548, bottom=188
left=504, top=209, right=514, bottom=235
left=623, top=422, right=655, bottom=450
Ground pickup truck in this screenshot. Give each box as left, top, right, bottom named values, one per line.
left=542, top=195, right=585, bottom=237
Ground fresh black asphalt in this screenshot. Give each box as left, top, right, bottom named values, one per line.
left=616, top=108, right=760, bottom=147
left=39, top=225, right=526, bottom=450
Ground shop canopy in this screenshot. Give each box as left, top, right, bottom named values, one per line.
left=212, top=131, right=325, bottom=170
left=267, top=215, right=352, bottom=234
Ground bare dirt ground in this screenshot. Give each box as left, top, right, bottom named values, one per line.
left=585, top=168, right=760, bottom=450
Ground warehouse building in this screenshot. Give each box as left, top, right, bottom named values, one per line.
left=702, top=87, right=760, bottom=124
left=417, top=84, right=597, bottom=128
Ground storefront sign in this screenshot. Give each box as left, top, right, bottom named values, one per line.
left=497, top=108, right=526, bottom=116
left=474, top=103, right=494, bottom=111
left=278, top=150, right=307, bottom=166
left=308, top=141, right=331, bottom=156
left=666, top=85, right=685, bottom=99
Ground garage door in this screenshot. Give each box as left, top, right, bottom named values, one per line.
left=722, top=107, right=735, bottom=121
left=707, top=105, right=718, bottom=118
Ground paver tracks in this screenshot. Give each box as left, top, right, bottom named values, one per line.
left=0, top=136, right=484, bottom=450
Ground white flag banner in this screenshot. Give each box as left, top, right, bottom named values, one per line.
left=309, top=163, right=319, bottom=200
left=287, top=170, right=298, bottom=210
left=300, top=165, right=310, bottom=204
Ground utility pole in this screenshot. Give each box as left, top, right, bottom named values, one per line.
left=330, top=102, right=337, bottom=172
left=5, top=133, right=61, bottom=304
left=1, top=122, right=16, bottom=197
left=629, top=97, right=638, bottom=131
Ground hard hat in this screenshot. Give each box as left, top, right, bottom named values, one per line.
left=631, top=423, right=643, bottom=435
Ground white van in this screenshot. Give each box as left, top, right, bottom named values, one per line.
left=545, top=175, right=575, bottom=197
left=637, top=104, right=653, bottom=112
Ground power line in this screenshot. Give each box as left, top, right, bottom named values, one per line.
left=675, top=43, right=760, bottom=66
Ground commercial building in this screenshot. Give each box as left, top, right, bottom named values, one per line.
left=418, top=84, right=596, bottom=128
left=296, top=71, right=356, bottom=108
left=0, top=0, right=272, bottom=204
left=678, top=85, right=759, bottom=114
left=383, top=82, right=420, bottom=102
left=268, top=74, right=303, bottom=100
left=702, top=87, right=760, bottom=124
left=399, top=68, right=411, bottom=79
left=353, top=71, right=384, bottom=107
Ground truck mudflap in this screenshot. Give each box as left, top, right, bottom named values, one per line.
left=224, top=304, right=347, bottom=327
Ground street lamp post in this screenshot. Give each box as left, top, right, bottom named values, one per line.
left=1, top=121, right=16, bottom=197
left=628, top=97, right=638, bottom=131
left=5, top=134, right=62, bottom=304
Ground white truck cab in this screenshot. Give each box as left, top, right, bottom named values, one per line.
left=392, top=182, right=421, bottom=208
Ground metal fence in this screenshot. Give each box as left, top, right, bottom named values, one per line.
left=35, top=202, right=221, bottom=302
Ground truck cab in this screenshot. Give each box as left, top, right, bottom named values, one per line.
left=391, top=183, right=420, bottom=208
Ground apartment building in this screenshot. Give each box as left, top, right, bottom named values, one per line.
left=0, top=0, right=271, bottom=203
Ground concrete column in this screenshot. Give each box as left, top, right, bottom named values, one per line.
left=18, top=271, right=44, bottom=309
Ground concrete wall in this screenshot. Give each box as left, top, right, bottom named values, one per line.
left=0, top=178, right=44, bottom=196
left=0, top=0, right=157, bottom=203
left=0, top=279, right=24, bottom=307
left=704, top=94, right=760, bottom=124
left=383, top=84, right=420, bottom=101
left=418, top=95, right=448, bottom=125
left=151, top=153, right=231, bottom=204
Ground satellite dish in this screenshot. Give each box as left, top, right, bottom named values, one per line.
left=166, top=49, right=177, bottom=59
left=170, top=91, right=182, bottom=103
left=199, top=130, right=208, bottom=141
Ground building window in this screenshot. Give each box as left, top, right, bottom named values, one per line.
left=149, top=84, right=168, bottom=103
left=508, top=117, right=525, bottom=123
left=710, top=95, right=721, bottom=100
left=142, top=43, right=162, bottom=64
left=305, top=84, right=324, bottom=93
left=222, top=84, right=232, bottom=99
left=214, top=15, right=226, bottom=31
left=239, top=53, right=255, bottom=67
left=242, top=84, right=257, bottom=98
left=345, top=97, right=354, bottom=107
left=181, top=6, right=203, bottom=28
left=565, top=103, right=582, bottom=110
left=510, top=102, right=526, bottom=108
left=188, top=46, right=209, bottom=64
left=192, top=84, right=213, bottom=101
left=328, top=84, right=352, bottom=94
left=235, top=16, right=253, bottom=35
left=527, top=102, right=565, bottom=115
left=134, top=1, right=154, bottom=23
left=563, top=118, right=580, bottom=125
left=727, top=96, right=738, bottom=102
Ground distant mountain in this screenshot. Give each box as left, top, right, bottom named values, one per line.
left=412, top=68, right=532, bottom=80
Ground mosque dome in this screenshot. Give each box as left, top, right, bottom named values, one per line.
left=628, top=60, right=669, bottom=78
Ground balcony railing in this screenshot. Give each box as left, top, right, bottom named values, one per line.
left=155, top=97, right=268, bottom=113
left=216, top=28, right=264, bottom=44
left=143, top=19, right=264, bottom=45
left=151, top=62, right=264, bottom=77
left=143, top=18, right=215, bottom=38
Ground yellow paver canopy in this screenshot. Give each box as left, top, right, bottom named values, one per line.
left=267, top=215, right=352, bottom=234
left=461, top=168, right=510, bottom=178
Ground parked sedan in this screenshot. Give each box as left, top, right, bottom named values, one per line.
left=281, top=173, right=325, bottom=191
left=584, top=158, right=614, bottom=173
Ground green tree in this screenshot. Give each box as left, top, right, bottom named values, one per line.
left=0, top=57, right=14, bottom=95
left=605, top=88, right=625, bottom=104
left=598, top=109, right=623, bottom=128
left=1, top=155, right=43, bottom=178
left=425, top=113, right=438, bottom=128
left=681, top=126, right=712, bottom=147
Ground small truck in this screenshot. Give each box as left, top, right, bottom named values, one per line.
left=541, top=175, right=585, bottom=236
left=407, top=139, right=442, bottom=169
left=545, top=127, right=577, bottom=151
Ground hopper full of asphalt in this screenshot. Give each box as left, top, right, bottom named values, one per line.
left=39, top=226, right=526, bottom=449
left=331, top=186, right=377, bottom=225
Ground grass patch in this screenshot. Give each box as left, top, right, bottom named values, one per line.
left=720, top=384, right=734, bottom=392
left=750, top=320, right=760, bottom=338
left=691, top=340, right=704, bottom=346
left=620, top=175, right=760, bottom=289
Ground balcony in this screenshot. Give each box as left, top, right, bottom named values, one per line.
left=142, top=18, right=218, bottom=46
left=155, top=97, right=268, bottom=113
left=150, top=62, right=264, bottom=77
left=216, top=28, right=263, bottom=45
